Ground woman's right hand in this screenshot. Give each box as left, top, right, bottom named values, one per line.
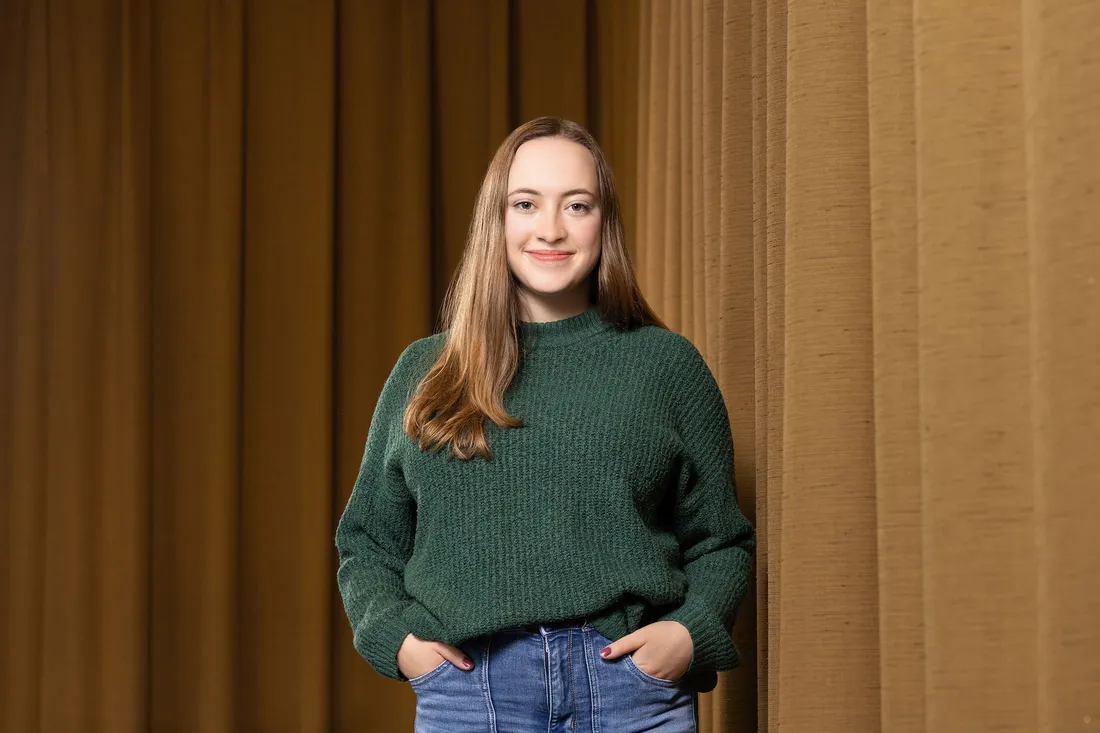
left=397, top=633, right=474, bottom=680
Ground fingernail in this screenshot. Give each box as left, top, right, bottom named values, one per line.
left=462, top=658, right=473, bottom=668
left=600, top=647, right=611, bottom=658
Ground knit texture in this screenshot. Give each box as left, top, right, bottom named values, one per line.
left=335, top=305, right=756, bottom=694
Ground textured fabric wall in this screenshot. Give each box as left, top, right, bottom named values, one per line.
left=0, top=1, right=639, bottom=731
left=635, top=0, right=1100, bottom=732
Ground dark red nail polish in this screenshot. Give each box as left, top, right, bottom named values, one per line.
left=462, top=658, right=473, bottom=668
left=600, top=646, right=611, bottom=658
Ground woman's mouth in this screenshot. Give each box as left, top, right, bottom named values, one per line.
left=527, top=250, right=573, bottom=262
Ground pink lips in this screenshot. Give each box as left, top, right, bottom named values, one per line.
left=527, top=250, right=573, bottom=262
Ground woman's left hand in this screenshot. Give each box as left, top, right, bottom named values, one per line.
left=598, top=620, right=693, bottom=681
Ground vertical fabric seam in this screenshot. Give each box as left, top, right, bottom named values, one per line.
left=482, top=635, right=498, bottom=733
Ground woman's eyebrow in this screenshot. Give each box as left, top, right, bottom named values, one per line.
left=507, top=187, right=596, bottom=198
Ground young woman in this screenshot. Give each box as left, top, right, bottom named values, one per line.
left=335, top=116, right=755, bottom=732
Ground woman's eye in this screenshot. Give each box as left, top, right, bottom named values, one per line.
left=513, top=201, right=534, bottom=211
left=568, top=202, right=591, bottom=213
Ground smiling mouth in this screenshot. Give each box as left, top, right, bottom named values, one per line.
left=526, top=250, right=573, bottom=262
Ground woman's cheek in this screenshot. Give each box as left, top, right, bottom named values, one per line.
left=583, top=217, right=602, bottom=246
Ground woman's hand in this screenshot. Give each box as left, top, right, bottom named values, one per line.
left=397, top=633, right=474, bottom=680
left=598, top=620, right=693, bottom=681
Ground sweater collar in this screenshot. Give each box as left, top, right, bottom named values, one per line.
left=517, top=304, right=610, bottom=351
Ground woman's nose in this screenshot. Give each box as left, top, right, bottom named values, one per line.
left=536, top=212, right=566, bottom=243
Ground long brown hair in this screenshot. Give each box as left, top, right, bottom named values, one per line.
left=404, top=116, right=667, bottom=460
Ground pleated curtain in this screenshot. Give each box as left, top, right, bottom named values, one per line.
left=635, top=1, right=1100, bottom=732
left=4, top=0, right=1100, bottom=731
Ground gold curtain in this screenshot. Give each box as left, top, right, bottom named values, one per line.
left=636, top=0, right=1100, bottom=732
left=0, top=1, right=638, bottom=731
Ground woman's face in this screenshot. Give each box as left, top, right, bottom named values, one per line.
left=504, top=136, right=602, bottom=311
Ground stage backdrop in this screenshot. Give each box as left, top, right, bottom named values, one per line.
left=0, top=1, right=639, bottom=731
left=5, top=0, right=1100, bottom=732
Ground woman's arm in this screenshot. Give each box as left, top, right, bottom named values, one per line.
left=658, top=336, right=757, bottom=678
left=335, top=340, right=424, bottom=681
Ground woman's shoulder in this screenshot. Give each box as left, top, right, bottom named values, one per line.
left=392, top=331, right=446, bottom=377
left=616, top=322, right=706, bottom=365
left=401, top=331, right=447, bottom=360
left=378, top=332, right=447, bottom=401
left=616, top=325, right=720, bottom=402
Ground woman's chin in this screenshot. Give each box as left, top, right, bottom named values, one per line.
left=518, top=279, right=583, bottom=298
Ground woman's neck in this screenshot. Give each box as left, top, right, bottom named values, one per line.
left=516, top=289, right=593, bottom=323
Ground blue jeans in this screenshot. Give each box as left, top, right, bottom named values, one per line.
left=408, top=618, right=698, bottom=732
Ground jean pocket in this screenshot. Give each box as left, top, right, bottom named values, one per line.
left=407, top=657, right=451, bottom=687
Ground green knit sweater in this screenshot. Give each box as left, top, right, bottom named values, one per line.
left=335, top=305, right=755, bottom=694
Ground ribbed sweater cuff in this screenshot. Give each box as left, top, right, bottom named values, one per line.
left=356, top=608, right=413, bottom=682
left=659, top=596, right=740, bottom=678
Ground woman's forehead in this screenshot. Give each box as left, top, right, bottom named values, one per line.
left=509, top=138, right=597, bottom=190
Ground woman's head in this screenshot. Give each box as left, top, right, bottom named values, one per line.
left=447, top=116, right=638, bottom=323
left=405, top=116, right=666, bottom=460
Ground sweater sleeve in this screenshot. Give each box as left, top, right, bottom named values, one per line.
left=334, top=340, right=425, bottom=682
left=657, top=337, right=757, bottom=680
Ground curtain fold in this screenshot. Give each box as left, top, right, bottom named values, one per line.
left=1023, top=3, right=1100, bottom=730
